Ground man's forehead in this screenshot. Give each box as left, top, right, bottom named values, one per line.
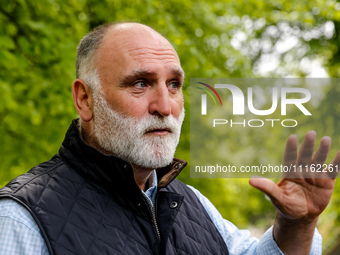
left=94, top=23, right=183, bottom=85
left=100, top=24, right=177, bottom=57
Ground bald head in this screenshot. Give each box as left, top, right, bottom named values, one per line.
left=75, top=22, right=178, bottom=90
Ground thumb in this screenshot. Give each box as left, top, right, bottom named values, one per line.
left=249, top=177, right=282, bottom=203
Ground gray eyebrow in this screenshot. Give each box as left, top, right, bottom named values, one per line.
left=119, top=67, right=185, bottom=86
left=132, top=67, right=184, bottom=78
left=119, top=69, right=153, bottom=86
left=170, top=67, right=185, bottom=78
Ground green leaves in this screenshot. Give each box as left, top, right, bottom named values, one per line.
left=1, top=1, right=340, bottom=253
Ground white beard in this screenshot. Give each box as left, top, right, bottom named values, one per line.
left=92, top=89, right=184, bottom=169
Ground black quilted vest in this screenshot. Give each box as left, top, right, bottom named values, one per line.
left=0, top=120, right=229, bottom=255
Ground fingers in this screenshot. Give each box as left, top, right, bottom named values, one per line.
left=283, top=131, right=334, bottom=179
left=328, top=150, right=340, bottom=179
left=283, top=134, right=299, bottom=178
left=312, top=136, right=331, bottom=165
left=297, top=131, right=316, bottom=166
left=283, top=134, right=298, bottom=167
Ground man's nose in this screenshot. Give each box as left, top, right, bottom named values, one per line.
left=148, top=84, right=171, bottom=117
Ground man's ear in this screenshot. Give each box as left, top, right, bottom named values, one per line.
left=72, top=79, right=93, bottom=122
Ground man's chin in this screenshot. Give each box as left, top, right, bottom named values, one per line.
left=131, top=156, right=174, bottom=170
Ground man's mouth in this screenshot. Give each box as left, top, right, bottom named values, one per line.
left=145, top=128, right=172, bottom=136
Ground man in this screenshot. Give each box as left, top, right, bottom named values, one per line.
left=0, top=21, right=338, bottom=254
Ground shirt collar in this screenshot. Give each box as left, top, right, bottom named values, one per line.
left=142, top=170, right=158, bottom=206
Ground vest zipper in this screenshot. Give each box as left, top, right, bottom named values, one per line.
left=142, top=191, right=161, bottom=241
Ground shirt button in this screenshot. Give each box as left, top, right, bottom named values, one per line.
left=170, top=201, right=178, bottom=209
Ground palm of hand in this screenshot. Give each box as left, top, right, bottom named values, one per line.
left=250, top=131, right=340, bottom=222
left=275, top=177, right=335, bottom=221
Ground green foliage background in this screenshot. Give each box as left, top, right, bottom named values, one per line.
left=1, top=0, right=340, bottom=253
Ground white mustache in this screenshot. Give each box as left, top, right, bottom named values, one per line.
left=142, top=116, right=180, bottom=134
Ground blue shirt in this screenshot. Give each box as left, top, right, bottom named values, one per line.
left=0, top=171, right=322, bottom=254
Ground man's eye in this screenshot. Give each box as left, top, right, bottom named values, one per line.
left=168, top=81, right=181, bottom=89
left=133, top=81, right=147, bottom=88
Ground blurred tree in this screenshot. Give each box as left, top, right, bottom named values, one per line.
left=1, top=0, right=340, bottom=253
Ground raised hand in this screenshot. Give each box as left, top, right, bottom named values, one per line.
left=249, top=131, right=340, bottom=254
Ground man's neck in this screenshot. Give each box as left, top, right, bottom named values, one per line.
left=132, top=164, right=154, bottom=191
